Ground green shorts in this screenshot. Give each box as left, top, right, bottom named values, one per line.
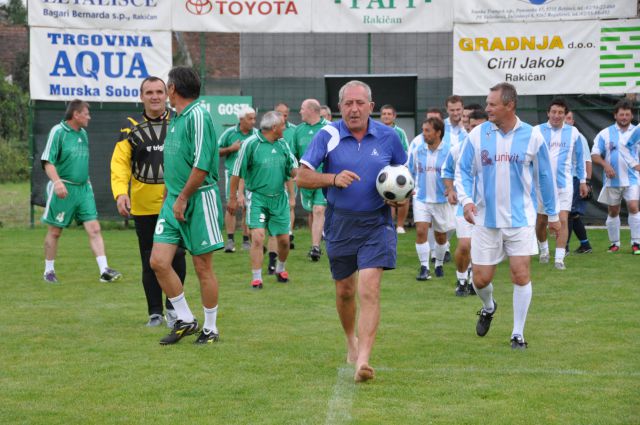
left=42, top=181, right=98, bottom=228
left=300, top=188, right=327, bottom=212
left=245, top=191, right=290, bottom=236
left=153, top=186, right=224, bottom=255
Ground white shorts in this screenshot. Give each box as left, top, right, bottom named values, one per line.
left=537, top=189, right=571, bottom=214
left=471, top=225, right=538, bottom=265
left=413, top=200, right=455, bottom=233
left=456, top=215, right=473, bottom=239
left=597, top=186, right=640, bottom=206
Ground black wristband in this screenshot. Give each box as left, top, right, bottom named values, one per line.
left=586, top=179, right=591, bottom=185
left=333, top=174, right=338, bottom=187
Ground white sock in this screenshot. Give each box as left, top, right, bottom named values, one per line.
left=428, top=228, right=436, bottom=257
left=555, top=248, right=566, bottom=263
left=538, top=240, right=549, bottom=254
left=512, top=282, right=532, bottom=338
left=456, top=270, right=468, bottom=283
left=203, top=305, right=218, bottom=334
left=606, top=215, right=620, bottom=245
left=275, top=260, right=286, bottom=273
left=629, top=212, right=640, bottom=244
left=416, top=242, right=430, bottom=267
left=168, top=292, right=195, bottom=323
left=252, top=269, right=262, bottom=281
left=434, top=243, right=447, bottom=267
left=96, top=256, right=108, bottom=273
left=473, top=282, right=495, bottom=312
left=45, top=260, right=55, bottom=273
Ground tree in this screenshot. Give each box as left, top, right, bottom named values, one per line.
left=3, top=0, right=27, bottom=25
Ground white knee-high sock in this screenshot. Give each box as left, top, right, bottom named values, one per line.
left=538, top=240, right=549, bottom=254
left=428, top=228, right=436, bottom=256
left=416, top=242, right=430, bottom=267
left=203, top=305, right=218, bottom=333
left=512, top=283, right=532, bottom=338
left=606, top=215, right=620, bottom=245
left=435, top=243, right=447, bottom=267
left=629, top=212, right=640, bottom=244
left=555, top=248, right=566, bottom=263
left=473, top=282, right=494, bottom=312
left=168, top=292, right=195, bottom=323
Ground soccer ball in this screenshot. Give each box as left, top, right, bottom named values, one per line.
left=376, top=165, right=414, bottom=202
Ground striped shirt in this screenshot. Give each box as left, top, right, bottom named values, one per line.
left=408, top=139, right=450, bottom=204
left=535, top=122, right=586, bottom=192
left=441, top=142, right=466, bottom=216
left=592, top=123, right=638, bottom=188
left=444, top=117, right=468, bottom=148
left=455, top=118, right=558, bottom=228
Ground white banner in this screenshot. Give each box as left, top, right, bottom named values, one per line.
left=311, top=0, right=452, bottom=33
left=453, top=21, right=600, bottom=95
left=30, top=28, right=172, bottom=102
left=28, top=0, right=171, bottom=30
left=171, top=0, right=312, bottom=32
left=454, top=0, right=637, bottom=24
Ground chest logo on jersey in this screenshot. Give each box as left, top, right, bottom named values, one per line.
left=271, top=148, right=277, bottom=154
left=146, top=145, right=164, bottom=152
left=77, top=138, right=82, bottom=143
left=482, top=149, right=523, bottom=166
left=371, top=148, right=379, bottom=156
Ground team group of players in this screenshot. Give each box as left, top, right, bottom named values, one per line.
left=39, top=68, right=640, bottom=379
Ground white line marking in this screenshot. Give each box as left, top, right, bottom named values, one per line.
left=325, top=366, right=355, bottom=425
left=375, top=366, right=639, bottom=378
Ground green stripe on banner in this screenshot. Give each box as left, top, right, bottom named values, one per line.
left=601, top=46, right=607, bottom=51
left=600, top=64, right=625, bottom=69
left=601, top=36, right=620, bottom=42
left=600, top=82, right=626, bottom=87
left=602, top=27, right=640, bottom=33
left=631, top=36, right=640, bottom=41
left=617, top=45, right=640, bottom=50
left=601, top=54, right=633, bottom=60
left=600, top=72, right=640, bottom=78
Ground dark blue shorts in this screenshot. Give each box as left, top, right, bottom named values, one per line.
left=324, top=205, right=397, bottom=280
left=570, top=176, right=586, bottom=216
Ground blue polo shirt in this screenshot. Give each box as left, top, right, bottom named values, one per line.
left=300, top=118, right=407, bottom=212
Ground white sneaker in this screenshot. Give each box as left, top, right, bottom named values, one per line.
left=554, top=261, right=566, bottom=270
left=539, top=253, right=550, bottom=264
left=396, top=227, right=406, bottom=234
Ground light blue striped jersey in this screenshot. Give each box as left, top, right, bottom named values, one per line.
left=455, top=118, right=558, bottom=229
left=444, top=118, right=468, bottom=148
left=592, top=123, right=638, bottom=188
left=441, top=141, right=466, bottom=217
left=535, top=122, right=586, bottom=192
left=408, top=139, right=450, bottom=204
left=572, top=132, right=591, bottom=178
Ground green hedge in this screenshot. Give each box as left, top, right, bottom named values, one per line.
left=0, top=139, right=29, bottom=182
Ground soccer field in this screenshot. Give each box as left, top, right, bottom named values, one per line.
left=0, top=225, right=637, bottom=425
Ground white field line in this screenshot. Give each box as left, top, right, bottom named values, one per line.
left=375, top=366, right=640, bottom=378
left=325, top=366, right=355, bottom=425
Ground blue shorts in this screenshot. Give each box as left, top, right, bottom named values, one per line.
left=570, top=176, right=586, bottom=216
left=324, top=205, right=397, bottom=280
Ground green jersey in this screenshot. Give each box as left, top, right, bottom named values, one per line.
left=393, top=124, right=409, bottom=152
left=232, top=130, right=298, bottom=197
left=282, top=121, right=296, bottom=151
left=218, top=124, right=258, bottom=171
left=41, top=121, right=90, bottom=184
left=291, top=118, right=329, bottom=171
left=164, top=100, right=219, bottom=197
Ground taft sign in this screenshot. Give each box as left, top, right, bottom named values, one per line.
left=30, top=27, right=172, bottom=102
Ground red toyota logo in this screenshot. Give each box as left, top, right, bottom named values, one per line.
left=186, top=0, right=212, bottom=15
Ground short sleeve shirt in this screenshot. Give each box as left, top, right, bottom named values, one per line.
left=41, top=121, right=90, bottom=184
left=291, top=118, right=329, bottom=170
left=218, top=124, right=258, bottom=171
left=164, top=100, right=219, bottom=197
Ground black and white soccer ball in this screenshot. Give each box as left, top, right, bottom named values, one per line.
left=376, top=165, right=414, bottom=202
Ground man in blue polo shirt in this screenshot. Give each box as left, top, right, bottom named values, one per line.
left=297, top=80, right=407, bottom=383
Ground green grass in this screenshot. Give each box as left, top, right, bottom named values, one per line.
left=0, top=182, right=638, bottom=424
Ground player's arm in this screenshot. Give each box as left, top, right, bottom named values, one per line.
left=533, top=138, right=560, bottom=236
left=454, top=139, right=477, bottom=223
left=591, top=134, right=616, bottom=177
left=110, top=127, right=133, bottom=217
left=573, top=133, right=589, bottom=198
left=228, top=137, right=252, bottom=214
left=43, top=162, right=68, bottom=199
left=41, top=126, right=67, bottom=199
left=173, top=168, right=208, bottom=222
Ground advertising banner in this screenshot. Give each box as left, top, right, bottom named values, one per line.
left=171, top=0, right=312, bottom=32
left=311, top=0, right=452, bottom=33
left=453, top=20, right=600, bottom=95
left=28, top=0, right=171, bottom=30
left=598, top=20, right=640, bottom=94
left=30, top=27, right=172, bottom=102
left=454, top=0, right=637, bottom=24
left=197, top=96, right=253, bottom=140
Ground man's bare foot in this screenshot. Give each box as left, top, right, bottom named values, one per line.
left=354, top=364, right=375, bottom=383
left=347, top=337, right=358, bottom=364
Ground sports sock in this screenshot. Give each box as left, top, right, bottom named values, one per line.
left=243, top=235, right=249, bottom=243
left=456, top=270, right=468, bottom=283
left=168, top=292, right=195, bottom=323
left=566, top=215, right=573, bottom=247
left=275, top=260, right=286, bottom=273
left=628, top=212, right=640, bottom=244
left=227, top=233, right=234, bottom=241
left=45, top=260, right=55, bottom=273
left=512, top=282, right=532, bottom=338
left=268, top=251, right=277, bottom=262
left=473, top=282, right=494, bottom=312
left=538, top=240, right=549, bottom=255
left=555, top=248, right=566, bottom=263
left=572, top=216, right=589, bottom=244
left=96, top=256, right=108, bottom=273
left=435, top=243, right=447, bottom=267
left=428, top=228, right=436, bottom=257
left=415, top=242, right=430, bottom=267
left=606, top=215, right=620, bottom=245
left=203, top=305, right=218, bottom=333
left=252, top=269, right=262, bottom=281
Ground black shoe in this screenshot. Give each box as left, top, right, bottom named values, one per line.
left=159, top=319, right=199, bottom=345
left=276, top=271, right=289, bottom=283
left=476, top=301, right=497, bottom=337
left=468, top=283, right=477, bottom=296
left=416, top=265, right=431, bottom=281
left=510, top=334, right=528, bottom=350
left=455, top=280, right=469, bottom=297
left=194, top=328, right=219, bottom=344
left=308, top=246, right=321, bottom=262
left=444, top=251, right=451, bottom=263
left=289, top=234, right=295, bottom=250
left=430, top=257, right=436, bottom=264
left=100, top=268, right=122, bottom=283
left=574, top=244, right=592, bottom=254
left=435, top=265, right=444, bottom=278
